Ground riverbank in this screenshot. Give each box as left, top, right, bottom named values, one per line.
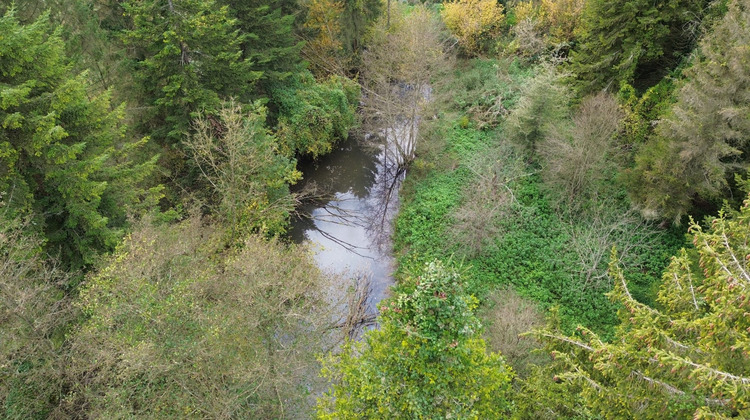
left=392, top=57, right=686, bottom=348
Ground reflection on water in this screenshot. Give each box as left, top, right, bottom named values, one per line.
left=289, top=135, right=403, bottom=313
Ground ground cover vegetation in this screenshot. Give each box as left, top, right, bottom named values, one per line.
left=387, top=0, right=749, bottom=416
left=3, top=0, right=750, bottom=417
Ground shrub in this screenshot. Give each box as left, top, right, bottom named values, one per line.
left=66, top=216, right=335, bottom=418
left=442, top=0, right=506, bottom=56
left=539, top=92, right=622, bottom=205
left=505, top=63, right=571, bottom=156
left=480, top=287, right=546, bottom=378
left=274, top=71, right=360, bottom=158
left=318, top=261, right=514, bottom=419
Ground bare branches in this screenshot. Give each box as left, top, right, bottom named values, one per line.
left=360, top=5, right=448, bottom=168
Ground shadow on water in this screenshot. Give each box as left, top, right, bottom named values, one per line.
left=288, top=134, right=403, bottom=317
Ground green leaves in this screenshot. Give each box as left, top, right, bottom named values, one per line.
left=626, top=0, right=750, bottom=221
left=122, top=0, right=258, bottom=145
left=70, top=216, right=333, bottom=418
left=318, top=261, right=514, bottom=419
left=526, top=197, right=750, bottom=418
left=569, top=0, right=701, bottom=94
left=274, top=71, right=359, bottom=158
left=0, top=9, right=158, bottom=270
left=185, top=102, right=301, bottom=237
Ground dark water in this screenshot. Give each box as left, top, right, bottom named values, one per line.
left=289, top=135, right=402, bottom=312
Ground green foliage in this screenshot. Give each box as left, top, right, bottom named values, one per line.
left=525, top=196, right=750, bottom=418
left=339, top=0, right=381, bottom=57
left=505, top=63, right=571, bottom=156
left=569, top=0, right=702, bottom=94
left=185, top=102, right=301, bottom=237
left=221, top=0, right=304, bottom=93
left=0, top=9, right=159, bottom=269
left=121, top=0, right=259, bottom=145
left=318, top=260, right=514, bottom=419
left=396, top=59, right=685, bottom=337
left=618, top=78, right=678, bottom=150
left=68, top=216, right=332, bottom=418
left=441, top=58, right=534, bottom=128
left=626, top=0, right=750, bottom=221
left=274, top=71, right=360, bottom=158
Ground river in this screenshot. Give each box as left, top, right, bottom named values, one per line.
left=288, top=134, right=404, bottom=317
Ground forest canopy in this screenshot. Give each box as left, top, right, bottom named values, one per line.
left=2, top=0, right=750, bottom=418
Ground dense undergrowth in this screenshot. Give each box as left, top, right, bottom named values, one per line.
left=394, top=58, right=686, bottom=338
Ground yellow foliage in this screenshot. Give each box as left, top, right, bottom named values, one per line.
left=303, top=0, right=344, bottom=75
left=540, top=0, right=584, bottom=43
left=442, top=0, right=505, bottom=56
left=514, top=0, right=542, bottom=23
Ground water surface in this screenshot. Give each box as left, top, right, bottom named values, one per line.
left=289, top=135, right=403, bottom=313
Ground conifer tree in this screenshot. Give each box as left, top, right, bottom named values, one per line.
left=569, top=0, right=702, bottom=94
left=0, top=9, right=158, bottom=269
left=221, top=0, right=304, bottom=94
left=627, top=0, right=750, bottom=221
left=525, top=197, right=750, bottom=418
left=340, top=0, right=381, bottom=57
left=121, top=0, right=258, bottom=145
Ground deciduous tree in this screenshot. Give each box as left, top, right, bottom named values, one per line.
left=318, top=261, right=514, bottom=419
left=67, top=215, right=335, bottom=418
left=0, top=216, right=73, bottom=419
left=441, top=0, right=506, bottom=56
left=273, top=71, right=360, bottom=158
left=185, top=102, right=300, bottom=237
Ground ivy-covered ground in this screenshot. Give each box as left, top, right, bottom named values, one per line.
left=393, top=58, right=686, bottom=337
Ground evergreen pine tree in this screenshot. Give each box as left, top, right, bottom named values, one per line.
left=627, top=0, right=750, bottom=221
left=121, top=0, right=259, bottom=145
left=221, top=0, right=304, bottom=95
left=0, top=9, right=158, bottom=269
left=524, top=197, right=750, bottom=418
left=569, top=0, right=702, bottom=94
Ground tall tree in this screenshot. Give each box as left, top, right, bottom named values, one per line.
left=0, top=9, right=158, bottom=269
left=569, top=0, right=702, bottom=94
left=339, top=0, right=381, bottom=59
left=185, top=102, right=301, bottom=237
left=626, top=0, right=750, bottom=222
left=66, top=216, right=335, bottom=418
left=360, top=4, right=448, bottom=167
left=121, top=0, right=258, bottom=146
left=301, top=0, right=346, bottom=76
left=524, top=197, right=750, bottom=418
left=220, top=0, right=304, bottom=96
